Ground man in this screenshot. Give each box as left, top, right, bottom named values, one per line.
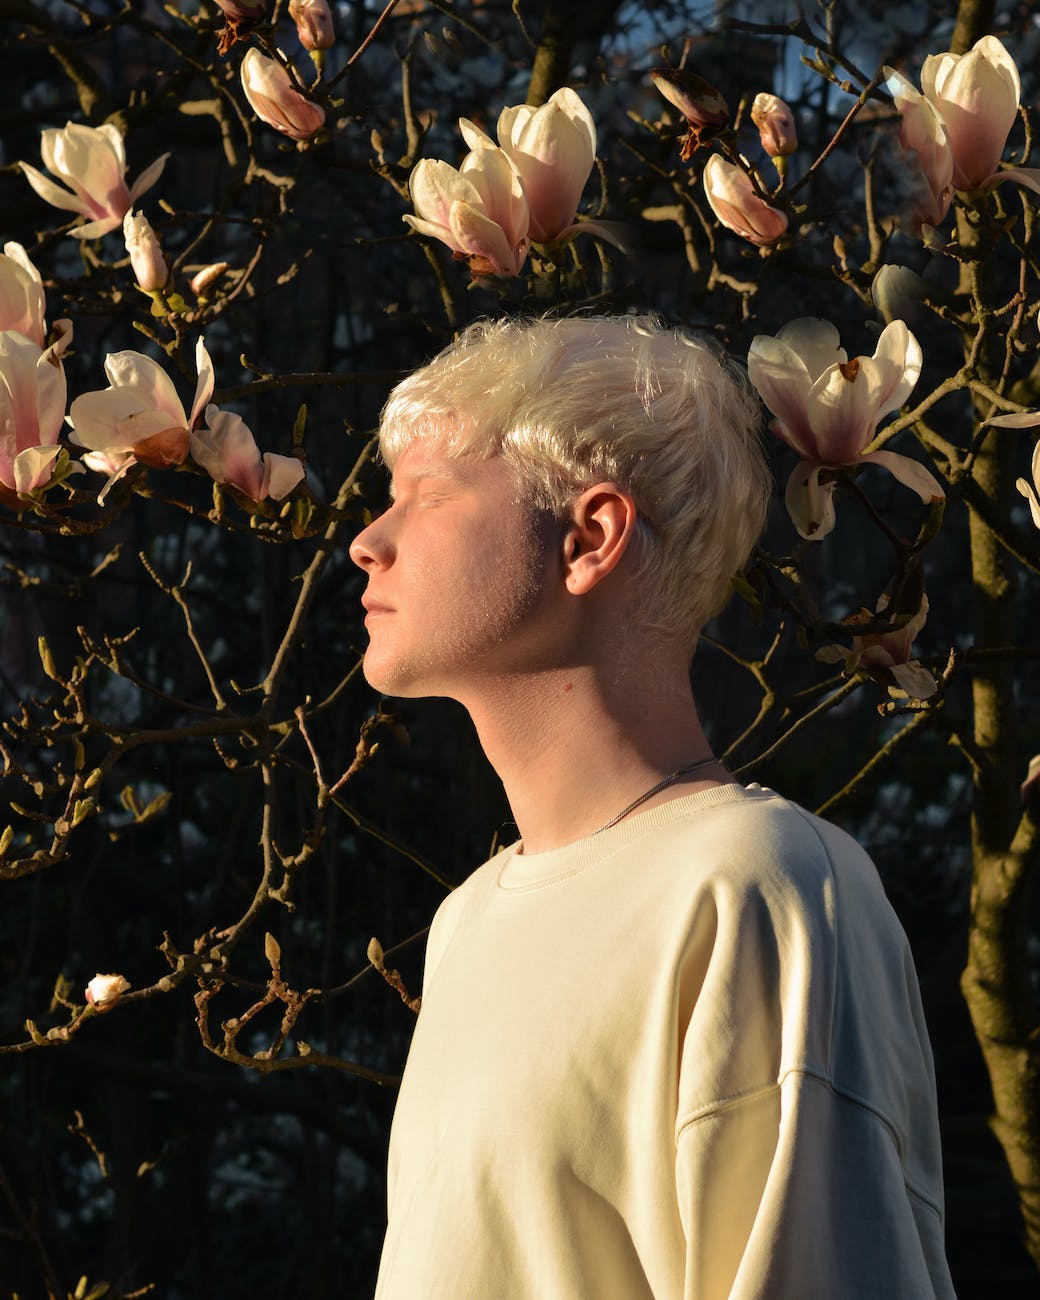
left=350, top=315, right=955, bottom=1298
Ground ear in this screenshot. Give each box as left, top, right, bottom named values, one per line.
left=561, top=483, right=639, bottom=596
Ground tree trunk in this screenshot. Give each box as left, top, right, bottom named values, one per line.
left=954, top=0, right=1040, bottom=1271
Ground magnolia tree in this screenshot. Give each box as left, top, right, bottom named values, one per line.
left=1, top=0, right=1039, bottom=1294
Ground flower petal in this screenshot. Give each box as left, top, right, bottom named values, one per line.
left=13, top=444, right=60, bottom=494
left=19, top=162, right=90, bottom=217
left=128, top=152, right=170, bottom=204
left=858, top=449, right=944, bottom=503
left=784, top=461, right=837, bottom=540
left=263, top=452, right=306, bottom=500
left=889, top=660, right=938, bottom=699
left=747, top=333, right=819, bottom=457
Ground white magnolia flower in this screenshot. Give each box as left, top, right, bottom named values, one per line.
left=20, top=122, right=169, bottom=240
left=747, top=317, right=943, bottom=539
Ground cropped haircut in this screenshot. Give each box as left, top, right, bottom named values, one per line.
left=379, top=315, right=772, bottom=649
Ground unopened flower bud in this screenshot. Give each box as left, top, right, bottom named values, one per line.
left=650, top=68, right=728, bottom=160
left=190, top=261, right=230, bottom=300
left=123, top=211, right=167, bottom=293
left=213, top=0, right=265, bottom=19
left=751, top=93, right=798, bottom=160
left=289, top=0, right=334, bottom=52
left=870, top=263, right=929, bottom=326
left=85, top=973, right=130, bottom=1008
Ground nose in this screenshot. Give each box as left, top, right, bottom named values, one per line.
left=349, top=512, right=392, bottom=572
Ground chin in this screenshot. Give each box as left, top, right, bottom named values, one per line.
left=362, top=652, right=435, bottom=699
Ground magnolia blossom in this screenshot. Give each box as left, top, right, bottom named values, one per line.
left=68, top=337, right=214, bottom=501
left=0, top=322, right=73, bottom=498
left=650, top=68, right=729, bottom=160
left=0, top=243, right=46, bottom=347
left=85, top=973, right=130, bottom=1008
left=819, top=593, right=937, bottom=699
left=747, top=318, right=943, bottom=540
left=190, top=405, right=305, bottom=502
left=123, top=211, right=167, bottom=293
left=702, top=155, right=787, bottom=247
left=241, top=49, right=325, bottom=141
left=460, top=89, right=600, bottom=244
left=751, top=93, right=797, bottom=159
left=885, top=36, right=1040, bottom=217
left=289, top=0, right=334, bottom=52
left=405, top=147, right=530, bottom=277
left=20, top=122, right=169, bottom=240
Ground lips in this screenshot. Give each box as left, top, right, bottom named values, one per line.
left=361, top=594, right=395, bottom=614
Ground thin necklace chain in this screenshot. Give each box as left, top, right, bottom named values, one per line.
left=594, top=755, right=720, bottom=835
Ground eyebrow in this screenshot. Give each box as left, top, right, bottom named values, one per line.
left=387, top=462, right=470, bottom=501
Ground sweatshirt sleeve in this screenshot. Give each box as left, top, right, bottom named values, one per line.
left=674, top=1070, right=952, bottom=1299
left=669, top=805, right=954, bottom=1300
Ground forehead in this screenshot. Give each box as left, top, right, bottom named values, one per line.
left=387, top=442, right=498, bottom=497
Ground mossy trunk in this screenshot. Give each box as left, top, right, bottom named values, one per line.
left=953, top=0, right=1040, bottom=1271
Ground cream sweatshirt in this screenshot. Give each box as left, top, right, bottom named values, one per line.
left=375, top=784, right=956, bottom=1299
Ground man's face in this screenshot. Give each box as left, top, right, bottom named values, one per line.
left=349, top=443, right=559, bottom=699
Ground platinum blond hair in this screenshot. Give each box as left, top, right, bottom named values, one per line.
left=378, top=315, right=772, bottom=649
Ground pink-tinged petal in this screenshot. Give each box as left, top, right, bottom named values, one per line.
left=402, top=213, right=460, bottom=250
left=82, top=448, right=134, bottom=477
left=448, top=200, right=522, bottom=276
left=503, top=90, right=595, bottom=241
left=933, top=37, right=1019, bottom=188
left=19, top=162, right=91, bottom=217
left=68, top=387, right=181, bottom=452
left=410, top=158, right=483, bottom=236
left=128, top=152, right=171, bottom=204
left=190, top=337, right=215, bottom=429
left=262, top=452, right=305, bottom=500
left=190, top=405, right=264, bottom=498
left=96, top=123, right=127, bottom=173
left=12, top=445, right=60, bottom=494
left=458, top=118, right=495, bottom=150
left=883, top=69, right=953, bottom=225
left=858, top=449, right=944, bottom=503
left=32, top=347, right=67, bottom=447
left=983, top=409, right=1040, bottom=428
left=867, top=319, right=923, bottom=420
left=497, top=104, right=534, bottom=151
left=809, top=361, right=880, bottom=460
left=889, top=660, right=938, bottom=699
left=71, top=216, right=125, bottom=240
left=553, top=217, right=628, bottom=250
left=702, top=155, right=787, bottom=246
left=461, top=147, right=528, bottom=250
left=774, top=317, right=845, bottom=382
left=784, top=461, right=837, bottom=540
left=49, top=122, right=129, bottom=218
left=0, top=332, right=52, bottom=451
left=0, top=244, right=46, bottom=346
left=95, top=454, right=138, bottom=505
left=747, top=333, right=819, bottom=457
left=241, top=48, right=325, bottom=140
left=986, top=167, right=1040, bottom=198
left=104, top=350, right=187, bottom=425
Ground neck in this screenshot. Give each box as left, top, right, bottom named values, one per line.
left=458, top=658, right=732, bottom=855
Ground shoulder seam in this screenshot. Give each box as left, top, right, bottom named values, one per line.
left=675, top=1067, right=944, bottom=1222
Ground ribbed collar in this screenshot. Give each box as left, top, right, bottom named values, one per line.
left=496, top=784, right=773, bottom=891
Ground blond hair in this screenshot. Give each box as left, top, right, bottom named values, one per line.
left=379, top=315, right=772, bottom=648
